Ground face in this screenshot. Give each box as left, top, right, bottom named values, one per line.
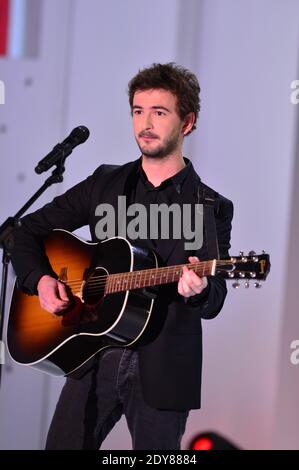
left=132, top=88, right=191, bottom=159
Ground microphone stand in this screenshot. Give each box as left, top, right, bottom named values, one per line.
left=0, top=158, right=67, bottom=389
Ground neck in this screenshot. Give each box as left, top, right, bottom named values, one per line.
left=141, top=154, right=186, bottom=187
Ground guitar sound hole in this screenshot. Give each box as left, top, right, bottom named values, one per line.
left=82, top=267, right=107, bottom=306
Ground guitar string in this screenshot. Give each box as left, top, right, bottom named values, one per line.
left=61, top=261, right=255, bottom=292
left=82, top=268, right=258, bottom=294
left=23, top=261, right=263, bottom=328
left=62, top=260, right=250, bottom=288
left=63, top=261, right=209, bottom=283
left=61, top=260, right=217, bottom=287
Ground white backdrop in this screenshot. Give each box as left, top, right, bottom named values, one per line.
left=0, top=0, right=298, bottom=450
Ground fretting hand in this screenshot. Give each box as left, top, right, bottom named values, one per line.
left=178, top=256, right=208, bottom=299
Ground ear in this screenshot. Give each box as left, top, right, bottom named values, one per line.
left=182, top=112, right=196, bottom=136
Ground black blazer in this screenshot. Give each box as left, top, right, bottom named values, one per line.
left=11, top=158, right=233, bottom=410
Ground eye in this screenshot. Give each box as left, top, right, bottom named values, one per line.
left=133, top=109, right=142, bottom=115
left=155, top=111, right=165, bottom=116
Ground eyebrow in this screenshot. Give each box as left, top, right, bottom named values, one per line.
left=132, top=105, right=171, bottom=112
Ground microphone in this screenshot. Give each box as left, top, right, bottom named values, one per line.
left=35, top=126, right=90, bottom=174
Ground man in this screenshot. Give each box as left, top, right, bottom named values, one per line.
left=11, top=63, right=233, bottom=450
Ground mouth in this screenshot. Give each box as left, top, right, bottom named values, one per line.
left=140, top=134, right=158, bottom=142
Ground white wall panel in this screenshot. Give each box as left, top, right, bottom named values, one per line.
left=0, top=0, right=73, bottom=450
left=180, top=0, right=299, bottom=451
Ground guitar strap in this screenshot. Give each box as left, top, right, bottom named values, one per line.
left=197, top=183, right=220, bottom=260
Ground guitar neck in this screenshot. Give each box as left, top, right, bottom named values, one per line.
left=105, top=260, right=216, bottom=294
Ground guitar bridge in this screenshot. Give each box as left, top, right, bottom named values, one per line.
left=58, top=267, right=68, bottom=282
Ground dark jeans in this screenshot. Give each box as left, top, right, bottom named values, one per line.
left=45, top=348, right=189, bottom=450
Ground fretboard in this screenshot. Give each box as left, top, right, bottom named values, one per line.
left=105, top=260, right=216, bottom=294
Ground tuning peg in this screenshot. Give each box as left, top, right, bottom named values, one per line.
left=262, top=250, right=266, bottom=254
left=248, top=250, right=256, bottom=256
left=232, top=281, right=240, bottom=289
left=244, top=281, right=250, bottom=288
left=254, top=282, right=262, bottom=289
left=239, top=251, right=244, bottom=256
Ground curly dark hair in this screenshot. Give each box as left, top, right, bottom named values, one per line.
left=128, top=62, right=200, bottom=134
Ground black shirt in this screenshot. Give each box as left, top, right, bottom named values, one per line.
left=127, top=156, right=193, bottom=264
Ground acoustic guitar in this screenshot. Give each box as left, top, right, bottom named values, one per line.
left=7, top=229, right=270, bottom=376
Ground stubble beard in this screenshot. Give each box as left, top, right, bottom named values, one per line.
left=136, top=130, right=181, bottom=160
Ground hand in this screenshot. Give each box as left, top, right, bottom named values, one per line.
left=178, top=256, right=208, bottom=299
left=37, top=275, right=71, bottom=315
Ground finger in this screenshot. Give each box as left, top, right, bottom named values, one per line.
left=51, top=282, right=70, bottom=312
left=180, top=266, right=192, bottom=284
left=178, top=277, right=188, bottom=296
left=179, top=277, right=195, bottom=297
left=188, top=256, right=199, bottom=264
left=47, top=286, right=70, bottom=306
left=179, top=266, right=203, bottom=296
left=41, top=300, right=66, bottom=314
left=182, top=271, right=204, bottom=294
left=182, top=266, right=203, bottom=287
left=39, top=299, right=58, bottom=314
left=186, top=265, right=205, bottom=285
left=180, top=266, right=192, bottom=283
left=188, top=270, right=204, bottom=289
left=57, top=282, right=70, bottom=302
left=40, top=293, right=69, bottom=314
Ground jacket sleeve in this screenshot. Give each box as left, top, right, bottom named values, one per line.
left=10, top=166, right=103, bottom=295
left=187, top=195, right=234, bottom=319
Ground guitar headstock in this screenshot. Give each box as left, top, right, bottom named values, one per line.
left=216, top=251, right=271, bottom=288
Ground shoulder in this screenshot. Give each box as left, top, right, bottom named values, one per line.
left=89, top=159, right=138, bottom=181
left=200, top=181, right=233, bottom=218
left=218, top=193, right=234, bottom=219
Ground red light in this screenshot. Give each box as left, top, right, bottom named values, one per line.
left=192, top=437, right=213, bottom=451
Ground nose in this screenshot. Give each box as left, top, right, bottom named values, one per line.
left=143, top=112, right=153, bottom=129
